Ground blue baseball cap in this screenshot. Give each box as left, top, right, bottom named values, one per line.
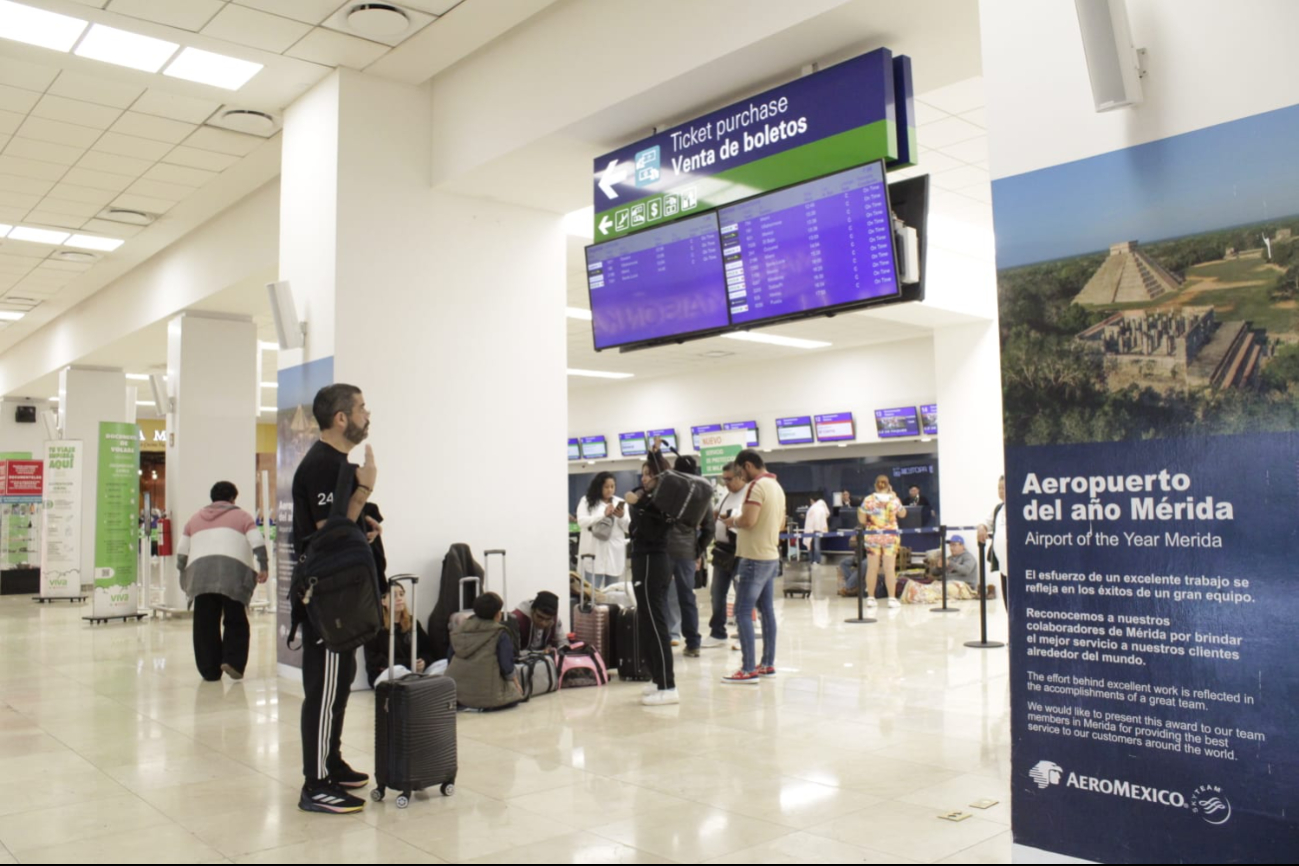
left=949, top=535, right=966, bottom=545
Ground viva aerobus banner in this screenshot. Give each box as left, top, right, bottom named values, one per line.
left=994, top=104, right=1299, bottom=860
left=92, top=423, right=140, bottom=617
left=40, top=441, right=83, bottom=598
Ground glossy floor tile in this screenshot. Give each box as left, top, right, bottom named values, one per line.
left=0, top=571, right=1012, bottom=863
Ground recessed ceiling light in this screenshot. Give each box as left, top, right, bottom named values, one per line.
left=0, top=223, right=11, bottom=237
left=125, top=374, right=151, bottom=381
left=567, top=368, right=634, bottom=379
left=346, top=3, right=411, bottom=38
left=65, top=234, right=123, bottom=252
left=699, top=350, right=734, bottom=358
left=100, top=208, right=155, bottom=226
left=8, top=226, right=70, bottom=245
left=55, top=250, right=98, bottom=263
left=0, top=0, right=87, bottom=52
left=0, top=311, right=25, bottom=322
left=215, top=109, right=277, bottom=136
left=721, top=332, right=831, bottom=349
left=165, top=47, right=262, bottom=90
left=565, top=307, right=593, bottom=320
left=75, top=24, right=179, bottom=73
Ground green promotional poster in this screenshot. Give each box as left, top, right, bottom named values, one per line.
left=699, top=430, right=747, bottom=477
left=93, top=422, right=140, bottom=618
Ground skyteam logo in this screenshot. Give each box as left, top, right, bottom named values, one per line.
left=1192, top=785, right=1232, bottom=825
left=1030, top=760, right=1064, bottom=789
left=634, top=146, right=661, bottom=187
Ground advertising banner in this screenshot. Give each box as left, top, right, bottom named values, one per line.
left=92, top=423, right=139, bottom=618
left=1, top=460, right=44, bottom=571
left=41, top=441, right=83, bottom=597
left=699, top=429, right=747, bottom=477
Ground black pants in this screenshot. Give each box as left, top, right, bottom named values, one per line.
left=300, top=621, right=356, bottom=785
left=192, top=594, right=249, bottom=681
left=632, top=551, right=674, bottom=691
left=1001, top=574, right=1008, bottom=612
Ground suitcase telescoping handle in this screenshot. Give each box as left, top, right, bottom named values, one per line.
left=387, top=574, right=420, bottom=683
left=580, top=553, right=595, bottom=612
left=484, top=549, right=507, bottom=606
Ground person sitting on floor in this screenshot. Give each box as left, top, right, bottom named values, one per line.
left=512, top=590, right=569, bottom=653
left=363, top=581, right=435, bottom=686
left=446, top=592, right=522, bottom=711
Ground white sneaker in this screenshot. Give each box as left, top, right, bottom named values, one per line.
left=701, top=636, right=727, bottom=649
left=642, top=688, right=680, bottom=706
left=642, top=683, right=659, bottom=697
left=887, top=598, right=901, bottom=609
left=866, top=597, right=878, bottom=608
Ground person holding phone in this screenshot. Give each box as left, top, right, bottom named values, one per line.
left=575, top=471, right=630, bottom=589
left=624, top=440, right=678, bottom=705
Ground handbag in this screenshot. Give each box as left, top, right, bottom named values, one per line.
left=590, top=516, right=615, bottom=541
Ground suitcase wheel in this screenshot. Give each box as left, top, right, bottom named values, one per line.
left=440, top=782, right=455, bottom=797
left=371, top=788, right=385, bottom=802
left=396, top=793, right=410, bottom=809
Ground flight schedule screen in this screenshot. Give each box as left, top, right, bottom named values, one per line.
left=720, top=161, right=899, bottom=325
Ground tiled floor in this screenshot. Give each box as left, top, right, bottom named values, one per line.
left=0, top=569, right=1012, bottom=864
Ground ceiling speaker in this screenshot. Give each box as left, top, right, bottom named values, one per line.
left=1075, top=0, right=1145, bottom=111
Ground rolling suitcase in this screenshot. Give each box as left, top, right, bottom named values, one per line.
left=374, top=574, right=457, bottom=808
left=572, top=554, right=619, bottom=670
left=616, top=605, right=652, bottom=682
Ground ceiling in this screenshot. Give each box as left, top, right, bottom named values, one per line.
left=0, top=0, right=475, bottom=353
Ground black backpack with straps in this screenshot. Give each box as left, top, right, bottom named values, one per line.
left=289, top=463, right=384, bottom=653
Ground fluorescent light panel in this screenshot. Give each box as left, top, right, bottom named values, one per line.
left=260, top=406, right=276, bottom=413
left=0, top=311, right=25, bottom=321
left=261, top=382, right=277, bottom=388
left=720, top=331, right=831, bottom=349
left=8, top=226, right=70, bottom=245
left=0, top=224, right=11, bottom=237
left=165, top=47, right=262, bottom=90
left=125, top=374, right=151, bottom=381
left=0, top=0, right=87, bottom=52
left=258, top=341, right=280, bottom=351
left=75, top=23, right=178, bottom=73
left=567, top=368, right=633, bottom=379
left=565, top=307, right=593, bottom=320
left=66, top=234, right=124, bottom=251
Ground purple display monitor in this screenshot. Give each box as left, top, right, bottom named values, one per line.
left=619, top=432, right=647, bottom=457
left=874, top=407, right=920, bottom=439
left=920, top=404, right=938, bottom=435
left=579, top=436, right=608, bottom=459
left=691, top=424, right=721, bottom=451
left=723, top=420, right=759, bottom=447
left=647, top=429, right=678, bottom=453
left=815, top=412, right=856, bottom=442
left=567, top=438, right=580, bottom=461
left=776, top=416, right=814, bottom=445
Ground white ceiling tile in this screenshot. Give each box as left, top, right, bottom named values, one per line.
left=92, top=132, right=173, bottom=161
left=286, top=28, right=390, bottom=69
left=0, top=155, right=68, bottom=182
left=0, top=205, right=27, bottom=223
left=16, top=116, right=102, bottom=149
left=232, top=0, right=341, bottom=25
left=111, top=192, right=176, bottom=213
left=67, top=0, right=109, bottom=7
left=960, top=184, right=993, bottom=204
left=25, top=211, right=86, bottom=230
left=183, top=126, right=262, bottom=156
left=162, top=146, right=238, bottom=171
left=0, top=133, right=7, bottom=152
left=0, top=84, right=41, bottom=115
left=47, top=73, right=146, bottom=110
left=4, top=137, right=85, bottom=167
left=402, top=0, right=461, bottom=14
left=916, top=77, right=985, bottom=116
left=942, top=136, right=989, bottom=166
left=959, top=107, right=987, bottom=129
left=48, top=183, right=117, bottom=205
left=0, top=111, right=27, bottom=137
left=917, top=116, right=984, bottom=149
left=31, top=94, right=124, bottom=130
left=202, top=4, right=313, bottom=53
left=0, top=188, right=41, bottom=209
left=36, top=196, right=103, bottom=217
left=142, top=162, right=215, bottom=187
left=77, top=150, right=152, bottom=177
left=0, top=175, right=53, bottom=197
left=0, top=239, right=56, bottom=259
left=932, top=165, right=990, bottom=191
left=41, top=259, right=96, bottom=272
left=130, top=89, right=221, bottom=124
left=61, top=168, right=134, bottom=193
left=80, top=218, right=144, bottom=236
left=0, top=57, right=61, bottom=94
left=125, top=178, right=191, bottom=202
left=109, top=112, right=197, bottom=144
left=106, top=0, right=225, bottom=31
left=911, top=150, right=965, bottom=175
left=912, top=101, right=949, bottom=126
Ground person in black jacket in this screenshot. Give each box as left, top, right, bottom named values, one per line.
left=363, top=582, right=434, bottom=686
left=665, top=455, right=714, bottom=658
left=624, top=445, right=677, bottom=707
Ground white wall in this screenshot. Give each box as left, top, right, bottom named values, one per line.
left=59, top=367, right=126, bottom=591
left=0, top=399, right=53, bottom=456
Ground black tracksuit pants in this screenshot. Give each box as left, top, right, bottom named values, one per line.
left=632, top=551, right=674, bottom=691
left=300, top=621, right=356, bottom=785
left=192, top=594, right=250, bottom=681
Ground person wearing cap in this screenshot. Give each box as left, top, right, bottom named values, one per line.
left=944, top=535, right=979, bottom=587
left=511, top=590, right=570, bottom=653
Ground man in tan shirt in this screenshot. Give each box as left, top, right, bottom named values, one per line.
left=721, top=449, right=787, bottom=684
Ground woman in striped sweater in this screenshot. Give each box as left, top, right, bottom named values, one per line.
left=176, top=481, right=269, bottom=682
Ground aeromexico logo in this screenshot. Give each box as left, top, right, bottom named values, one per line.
left=1030, top=760, right=1231, bottom=825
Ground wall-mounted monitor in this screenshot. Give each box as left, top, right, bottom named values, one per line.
left=619, top=432, right=647, bottom=457
left=874, top=407, right=920, bottom=439
left=719, top=160, right=900, bottom=327
left=579, top=435, right=608, bottom=459
left=647, top=428, right=678, bottom=453
left=567, top=438, right=580, bottom=461
left=920, top=404, right=938, bottom=436
left=723, top=420, right=759, bottom=447
left=585, top=211, right=729, bottom=351
left=776, top=416, right=814, bottom=445
left=691, top=424, right=721, bottom=451
left=815, top=412, right=856, bottom=442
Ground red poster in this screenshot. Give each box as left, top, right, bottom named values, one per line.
left=4, top=460, right=44, bottom=497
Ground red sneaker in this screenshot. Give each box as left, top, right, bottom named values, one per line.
left=759, top=666, right=776, bottom=678
left=722, top=669, right=761, bottom=685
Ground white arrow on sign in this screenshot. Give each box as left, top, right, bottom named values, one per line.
left=598, top=159, right=627, bottom=200
left=598, top=214, right=614, bottom=236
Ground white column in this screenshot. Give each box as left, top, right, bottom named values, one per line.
left=933, top=321, right=1005, bottom=531
left=58, top=366, right=127, bottom=591
left=162, top=314, right=258, bottom=610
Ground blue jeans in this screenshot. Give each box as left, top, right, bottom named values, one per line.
left=709, top=559, right=736, bottom=640
left=806, top=534, right=822, bottom=564
left=734, top=558, right=779, bottom=673
left=840, top=558, right=862, bottom=591
left=668, top=557, right=701, bottom=650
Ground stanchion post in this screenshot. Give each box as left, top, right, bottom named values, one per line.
left=931, top=524, right=959, bottom=614
left=965, top=539, right=1005, bottom=649
left=845, top=525, right=875, bottom=624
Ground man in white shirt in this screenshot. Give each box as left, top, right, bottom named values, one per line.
left=803, top=493, right=830, bottom=564
left=703, top=463, right=747, bottom=648
left=977, top=475, right=1007, bottom=610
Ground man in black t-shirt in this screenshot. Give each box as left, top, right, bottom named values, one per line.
left=292, top=383, right=380, bottom=815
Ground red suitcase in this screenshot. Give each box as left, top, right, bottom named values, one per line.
left=572, top=554, right=618, bottom=669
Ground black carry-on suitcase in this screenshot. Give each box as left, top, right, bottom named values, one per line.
left=374, top=574, right=458, bottom=808
left=616, top=605, right=653, bottom=682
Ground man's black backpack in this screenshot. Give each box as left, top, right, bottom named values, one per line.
left=291, top=463, right=383, bottom=653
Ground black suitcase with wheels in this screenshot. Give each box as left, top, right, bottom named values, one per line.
left=374, top=574, right=458, bottom=808
left=615, top=605, right=652, bottom=681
